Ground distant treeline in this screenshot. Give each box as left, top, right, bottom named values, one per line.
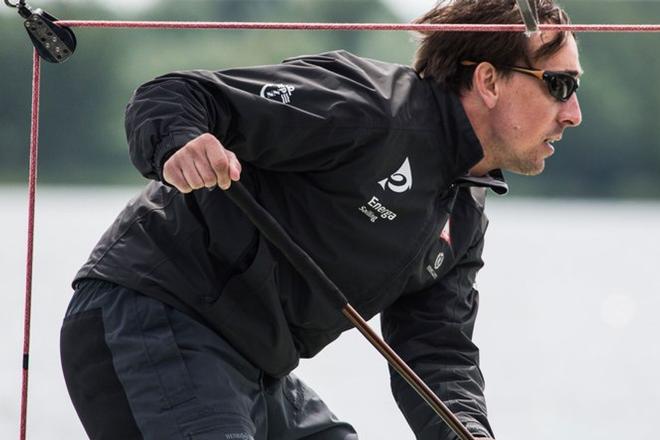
left=1, top=0, right=659, bottom=198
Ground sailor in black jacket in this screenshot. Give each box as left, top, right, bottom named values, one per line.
left=60, top=1, right=583, bottom=439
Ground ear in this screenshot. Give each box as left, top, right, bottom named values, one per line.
left=472, top=62, right=500, bottom=109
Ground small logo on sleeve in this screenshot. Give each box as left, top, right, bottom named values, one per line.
left=260, top=83, right=296, bottom=104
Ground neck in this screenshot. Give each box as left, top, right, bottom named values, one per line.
left=468, top=159, right=492, bottom=177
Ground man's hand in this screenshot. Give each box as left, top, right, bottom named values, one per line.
left=163, top=133, right=242, bottom=193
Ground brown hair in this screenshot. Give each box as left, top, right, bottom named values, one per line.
left=413, top=0, right=573, bottom=93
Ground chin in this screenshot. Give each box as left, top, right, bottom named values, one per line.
left=508, top=160, right=545, bottom=176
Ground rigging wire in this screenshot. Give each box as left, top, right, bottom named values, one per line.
left=54, top=20, right=660, bottom=32
left=20, top=49, right=40, bottom=440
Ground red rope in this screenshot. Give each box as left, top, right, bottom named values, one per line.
left=20, top=49, right=40, bottom=440
left=55, top=21, right=660, bottom=32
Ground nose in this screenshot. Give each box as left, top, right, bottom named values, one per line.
left=559, top=93, right=582, bottom=127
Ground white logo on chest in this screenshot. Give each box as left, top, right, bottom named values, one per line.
left=378, top=157, right=413, bottom=193
left=358, top=196, right=398, bottom=223
left=358, top=158, right=412, bottom=223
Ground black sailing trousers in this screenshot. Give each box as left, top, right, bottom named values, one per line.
left=60, top=279, right=358, bottom=440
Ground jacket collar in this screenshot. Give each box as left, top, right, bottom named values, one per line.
left=454, top=169, right=509, bottom=195
left=427, top=81, right=508, bottom=195
left=427, top=82, right=483, bottom=178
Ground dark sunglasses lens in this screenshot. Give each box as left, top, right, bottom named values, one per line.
left=545, top=73, right=577, bottom=101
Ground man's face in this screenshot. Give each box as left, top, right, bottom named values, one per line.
left=490, top=32, right=583, bottom=175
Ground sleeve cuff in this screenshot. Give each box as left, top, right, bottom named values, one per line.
left=462, top=419, right=493, bottom=439
left=153, top=131, right=203, bottom=183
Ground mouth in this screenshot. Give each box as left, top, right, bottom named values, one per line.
left=543, top=135, right=562, bottom=154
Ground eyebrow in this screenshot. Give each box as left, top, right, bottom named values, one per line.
left=560, top=69, right=583, bottom=78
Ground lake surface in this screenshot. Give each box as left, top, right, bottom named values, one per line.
left=2, top=186, right=659, bottom=439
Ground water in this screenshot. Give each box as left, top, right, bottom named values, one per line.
left=2, top=186, right=659, bottom=439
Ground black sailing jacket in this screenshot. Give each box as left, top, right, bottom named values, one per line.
left=75, top=50, right=508, bottom=439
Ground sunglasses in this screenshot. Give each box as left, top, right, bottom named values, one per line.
left=461, top=61, right=580, bottom=102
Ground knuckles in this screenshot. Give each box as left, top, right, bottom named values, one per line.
left=162, top=132, right=240, bottom=193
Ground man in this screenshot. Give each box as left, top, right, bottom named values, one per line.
left=60, top=0, right=582, bottom=439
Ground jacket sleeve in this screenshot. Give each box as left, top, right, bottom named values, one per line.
left=124, top=52, right=393, bottom=180
left=381, top=231, right=494, bottom=440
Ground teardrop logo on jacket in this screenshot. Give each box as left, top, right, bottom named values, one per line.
left=378, top=157, right=413, bottom=193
